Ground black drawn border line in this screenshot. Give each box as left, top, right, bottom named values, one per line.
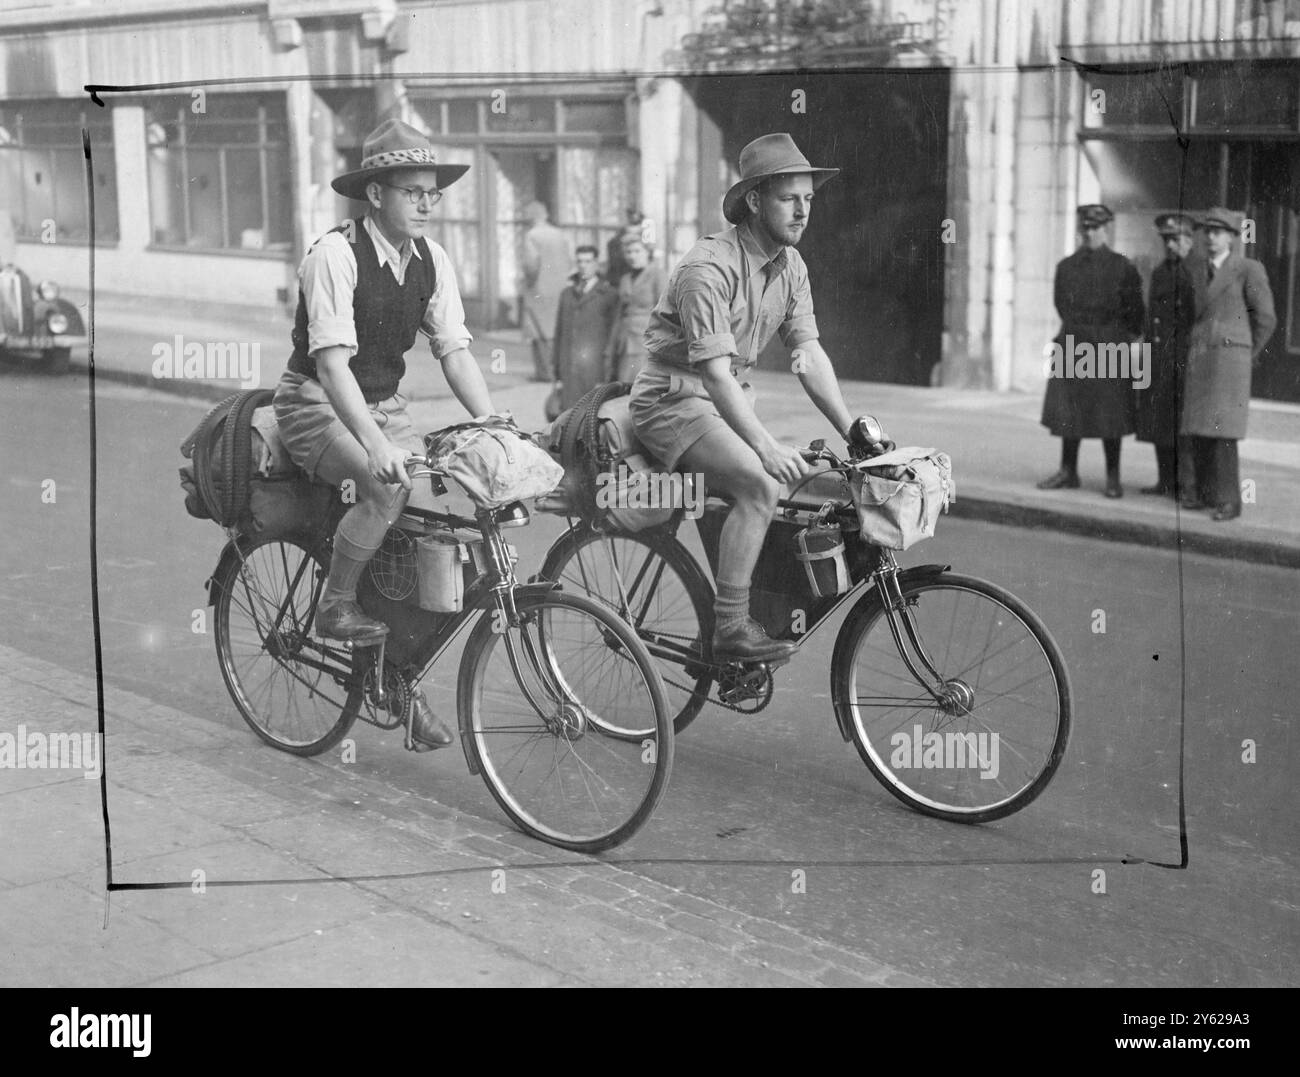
left=79, top=63, right=1196, bottom=911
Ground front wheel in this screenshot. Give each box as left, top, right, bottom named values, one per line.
left=831, top=572, right=1071, bottom=823
left=458, top=590, right=673, bottom=853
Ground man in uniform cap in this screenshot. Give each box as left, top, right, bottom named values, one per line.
left=1178, top=207, right=1276, bottom=521
left=630, top=133, right=888, bottom=663
left=1135, top=213, right=1197, bottom=496
left=1038, top=204, right=1145, bottom=498
left=272, top=118, right=493, bottom=750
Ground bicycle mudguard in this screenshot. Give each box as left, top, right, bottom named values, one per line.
left=828, top=563, right=950, bottom=743
left=205, top=540, right=244, bottom=606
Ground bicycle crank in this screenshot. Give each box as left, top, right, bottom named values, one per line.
left=715, top=661, right=778, bottom=713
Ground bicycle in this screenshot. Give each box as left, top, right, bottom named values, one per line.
left=205, top=446, right=673, bottom=853
left=538, top=439, right=1071, bottom=823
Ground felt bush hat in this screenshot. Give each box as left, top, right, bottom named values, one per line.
left=331, top=119, right=469, bottom=201
left=722, top=133, right=838, bottom=225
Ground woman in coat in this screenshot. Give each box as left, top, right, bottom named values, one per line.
left=608, top=231, right=666, bottom=385
left=1038, top=204, right=1145, bottom=498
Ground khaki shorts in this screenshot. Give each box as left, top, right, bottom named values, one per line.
left=629, top=362, right=756, bottom=471
left=272, top=371, right=425, bottom=482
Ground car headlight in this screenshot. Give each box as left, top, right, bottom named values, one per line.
left=46, top=311, right=69, bottom=334
left=37, top=280, right=59, bottom=301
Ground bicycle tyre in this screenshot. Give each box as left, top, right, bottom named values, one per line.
left=457, top=589, right=674, bottom=853
left=540, top=525, right=714, bottom=734
left=830, top=572, right=1071, bottom=823
left=212, top=534, right=358, bottom=756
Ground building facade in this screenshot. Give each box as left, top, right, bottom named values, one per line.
left=1, top=0, right=1297, bottom=397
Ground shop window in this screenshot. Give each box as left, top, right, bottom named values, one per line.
left=146, top=94, right=291, bottom=252
left=447, top=99, right=479, bottom=134
left=484, top=96, right=555, bottom=134
left=1193, top=68, right=1298, bottom=129
left=1082, top=70, right=1183, bottom=130
left=0, top=100, right=119, bottom=243
left=562, top=99, right=626, bottom=135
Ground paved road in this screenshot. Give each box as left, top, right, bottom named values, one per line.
left=1, top=371, right=1295, bottom=985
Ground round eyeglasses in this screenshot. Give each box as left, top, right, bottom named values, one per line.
left=384, top=183, right=443, bottom=206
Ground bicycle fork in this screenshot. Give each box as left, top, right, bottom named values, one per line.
left=871, top=557, right=963, bottom=715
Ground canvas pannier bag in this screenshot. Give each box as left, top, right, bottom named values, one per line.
left=179, top=389, right=331, bottom=538
left=423, top=414, right=563, bottom=509
left=849, top=446, right=954, bottom=551
left=534, top=382, right=674, bottom=532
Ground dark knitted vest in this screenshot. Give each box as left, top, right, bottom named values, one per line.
left=287, top=218, right=436, bottom=403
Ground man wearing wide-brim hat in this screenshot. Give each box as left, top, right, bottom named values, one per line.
left=272, top=118, right=494, bottom=750
left=1178, top=207, right=1276, bottom=521
left=1135, top=212, right=1198, bottom=497
left=631, top=132, right=889, bottom=663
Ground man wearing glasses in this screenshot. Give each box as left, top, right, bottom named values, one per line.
left=273, top=119, right=495, bottom=750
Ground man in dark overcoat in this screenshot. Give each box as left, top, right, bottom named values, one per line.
left=553, top=244, right=619, bottom=410
left=1179, top=207, right=1277, bottom=521
left=1038, top=204, right=1145, bottom=498
left=1136, top=213, right=1197, bottom=496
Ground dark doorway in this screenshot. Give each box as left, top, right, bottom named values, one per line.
left=685, top=69, right=950, bottom=384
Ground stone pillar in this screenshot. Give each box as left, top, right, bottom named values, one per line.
left=1009, top=66, right=1067, bottom=393
left=110, top=105, right=150, bottom=256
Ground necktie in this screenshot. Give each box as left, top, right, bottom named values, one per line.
left=1208, top=262, right=1216, bottom=284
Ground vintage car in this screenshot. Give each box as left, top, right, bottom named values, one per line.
left=0, top=264, right=85, bottom=375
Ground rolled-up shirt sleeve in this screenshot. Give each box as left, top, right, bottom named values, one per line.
left=300, top=232, right=359, bottom=358
left=779, top=254, right=819, bottom=348
left=421, top=242, right=475, bottom=360
left=675, top=263, right=739, bottom=365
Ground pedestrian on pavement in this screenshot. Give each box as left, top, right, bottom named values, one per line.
left=631, top=132, right=888, bottom=664
left=609, top=231, right=666, bottom=384
left=1038, top=204, right=1145, bottom=498
left=553, top=244, right=619, bottom=411
left=272, top=118, right=496, bottom=751
left=521, top=200, right=572, bottom=382
left=1179, top=207, right=1277, bottom=522
left=605, top=208, right=644, bottom=286
left=1136, top=213, right=1197, bottom=497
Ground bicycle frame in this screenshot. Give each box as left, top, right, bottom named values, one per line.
left=564, top=484, right=956, bottom=714
left=208, top=496, right=571, bottom=756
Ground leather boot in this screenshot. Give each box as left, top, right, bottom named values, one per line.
left=408, top=691, right=455, bottom=751
left=712, top=617, right=798, bottom=663
left=316, top=599, right=389, bottom=643
left=1104, top=471, right=1123, bottom=499
left=1036, top=469, right=1079, bottom=490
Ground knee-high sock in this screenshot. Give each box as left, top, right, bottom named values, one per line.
left=713, top=579, right=749, bottom=632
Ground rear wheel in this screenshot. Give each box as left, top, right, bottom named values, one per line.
left=831, top=573, right=1071, bottom=823
left=540, top=526, right=713, bottom=733
left=458, top=590, right=673, bottom=853
left=212, top=535, right=357, bottom=756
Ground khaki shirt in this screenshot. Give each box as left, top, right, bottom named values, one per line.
left=643, top=219, right=819, bottom=374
